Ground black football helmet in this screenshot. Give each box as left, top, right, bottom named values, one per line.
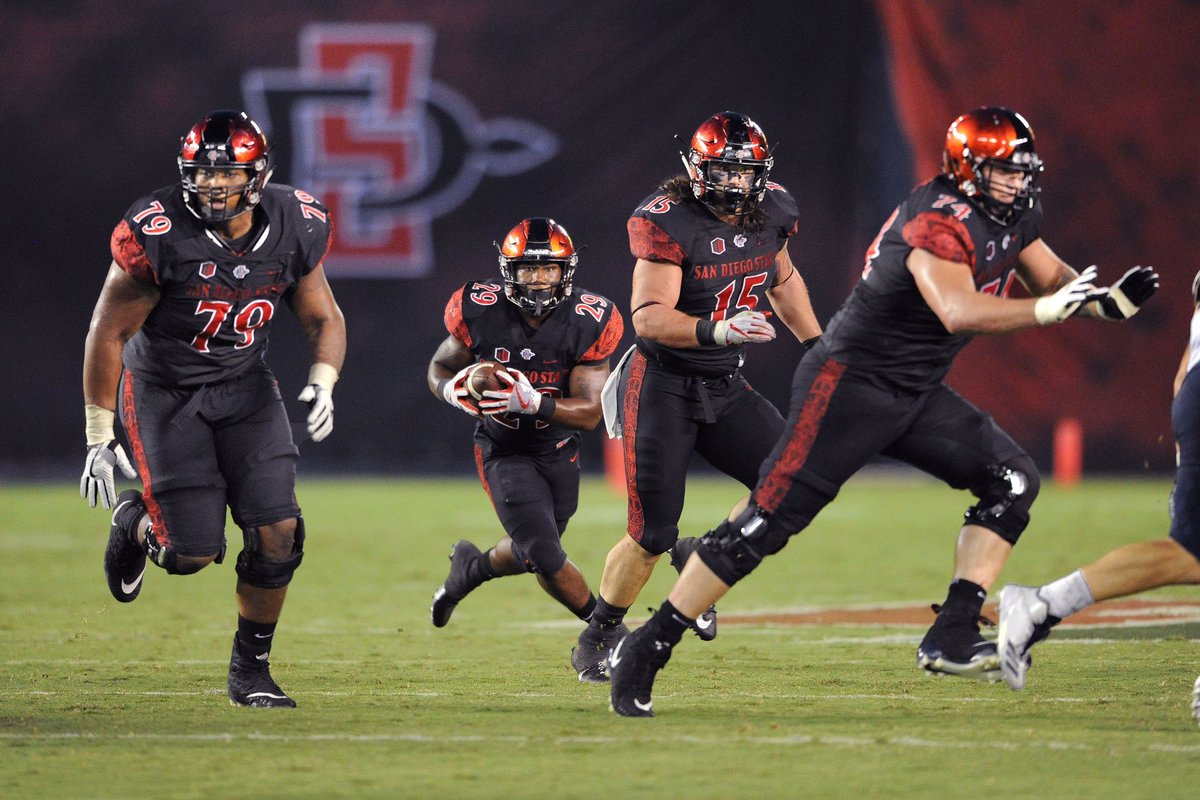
left=681, top=111, right=774, bottom=217
left=943, top=106, right=1042, bottom=225
left=496, top=218, right=578, bottom=317
left=178, top=110, right=272, bottom=223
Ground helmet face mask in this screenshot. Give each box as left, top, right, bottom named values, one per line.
left=682, top=111, right=774, bottom=217
left=178, top=110, right=272, bottom=224
left=943, top=107, right=1043, bottom=225
left=495, top=218, right=578, bottom=317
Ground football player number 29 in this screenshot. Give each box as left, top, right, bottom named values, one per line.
left=711, top=273, right=767, bottom=321
left=191, top=299, right=275, bottom=352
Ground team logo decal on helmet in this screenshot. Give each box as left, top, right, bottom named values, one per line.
left=681, top=111, right=774, bottom=217
left=942, top=106, right=1043, bottom=225
left=495, top=217, right=579, bottom=317
left=178, top=110, right=273, bottom=223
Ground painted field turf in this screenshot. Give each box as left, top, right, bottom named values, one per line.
left=1, top=475, right=1197, bottom=798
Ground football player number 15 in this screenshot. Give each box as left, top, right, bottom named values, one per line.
left=711, top=273, right=767, bottom=321
left=191, top=299, right=275, bottom=353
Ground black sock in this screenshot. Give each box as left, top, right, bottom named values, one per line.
left=592, top=596, right=629, bottom=630
left=649, top=599, right=692, bottom=647
left=237, top=616, right=277, bottom=658
left=575, top=593, right=597, bottom=622
left=941, top=579, right=986, bottom=617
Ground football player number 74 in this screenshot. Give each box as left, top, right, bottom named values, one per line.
left=190, top=299, right=275, bottom=352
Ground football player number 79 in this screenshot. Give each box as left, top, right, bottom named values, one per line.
left=190, top=299, right=276, bottom=352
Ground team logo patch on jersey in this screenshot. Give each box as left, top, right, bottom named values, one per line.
left=711, top=238, right=726, bottom=255
left=520, top=348, right=535, bottom=361
left=493, top=347, right=511, bottom=363
left=242, top=23, right=560, bottom=279
left=198, top=261, right=217, bottom=280
left=734, top=234, right=747, bottom=248
left=233, top=265, right=250, bottom=279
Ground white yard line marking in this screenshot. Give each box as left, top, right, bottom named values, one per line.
left=0, top=730, right=1196, bottom=753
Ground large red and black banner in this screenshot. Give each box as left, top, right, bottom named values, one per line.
left=1, top=0, right=1193, bottom=475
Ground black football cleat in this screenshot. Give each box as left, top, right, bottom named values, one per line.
left=571, top=622, right=630, bottom=683
left=608, top=626, right=674, bottom=718
left=227, top=636, right=296, bottom=708
left=104, top=489, right=147, bottom=603
left=916, top=604, right=1000, bottom=683
left=431, top=539, right=485, bottom=628
left=669, top=537, right=718, bottom=641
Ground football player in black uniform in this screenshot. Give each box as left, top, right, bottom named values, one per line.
left=608, top=106, right=1159, bottom=716
left=427, top=218, right=624, bottom=673
left=573, top=112, right=823, bottom=681
left=997, top=273, right=1200, bottom=703
left=81, top=110, right=346, bottom=708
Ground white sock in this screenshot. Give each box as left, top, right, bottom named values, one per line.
left=1039, top=570, right=1095, bottom=618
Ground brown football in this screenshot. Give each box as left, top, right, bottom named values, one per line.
left=466, top=361, right=511, bottom=401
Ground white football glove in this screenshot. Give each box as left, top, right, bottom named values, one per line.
left=1094, top=266, right=1159, bottom=320
left=480, top=368, right=542, bottom=416
left=440, top=364, right=482, bottom=418
left=298, top=384, right=334, bottom=442
left=1034, top=265, right=1104, bottom=325
left=81, top=440, right=137, bottom=509
left=298, top=363, right=338, bottom=442
left=715, top=310, right=776, bottom=345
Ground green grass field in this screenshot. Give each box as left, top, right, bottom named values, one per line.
left=2, top=474, right=1199, bottom=798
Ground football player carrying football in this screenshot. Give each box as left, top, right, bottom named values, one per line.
left=573, top=111, right=823, bottom=682
left=81, top=110, right=346, bottom=708
left=609, top=107, right=1159, bottom=716
left=427, top=218, right=624, bottom=674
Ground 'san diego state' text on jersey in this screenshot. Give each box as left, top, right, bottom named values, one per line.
left=110, top=184, right=332, bottom=387
left=444, top=282, right=623, bottom=451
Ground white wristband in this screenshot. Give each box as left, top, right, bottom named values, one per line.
left=307, top=362, right=339, bottom=391
left=85, top=404, right=116, bottom=446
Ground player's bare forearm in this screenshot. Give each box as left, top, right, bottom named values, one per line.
left=633, top=304, right=715, bottom=348
left=83, top=334, right=126, bottom=410
left=631, top=257, right=709, bottom=347
left=304, top=313, right=346, bottom=373
left=427, top=335, right=474, bottom=396
left=766, top=274, right=821, bottom=342
left=291, top=267, right=346, bottom=373
left=549, top=363, right=607, bottom=430
left=909, top=247, right=1040, bottom=334
left=83, top=263, right=159, bottom=408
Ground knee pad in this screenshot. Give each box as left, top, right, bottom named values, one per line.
left=963, top=457, right=1040, bottom=545
left=235, top=517, right=305, bottom=589
left=145, top=523, right=226, bottom=575
left=696, top=503, right=790, bottom=586
left=514, top=537, right=568, bottom=576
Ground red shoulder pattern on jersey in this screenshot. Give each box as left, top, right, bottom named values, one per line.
left=902, top=211, right=975, bottom=268
left=580, top=305, right=625, bottom=363
left=627, top=217, right=686, bottom=265
left=443, top=286, right=472, bottom=347
left=110, top=219, right=159, bottom=284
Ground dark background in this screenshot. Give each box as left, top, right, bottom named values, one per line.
left=2, top=0, right=1195, bottom=479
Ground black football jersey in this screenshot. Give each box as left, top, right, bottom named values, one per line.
left=444, top=282, right=624, bottom=451
left=626, top=184, right=799, bottom=377
left=110, top=184, right=332, bottom=387
left=823, top=175, right=1044, bottom=391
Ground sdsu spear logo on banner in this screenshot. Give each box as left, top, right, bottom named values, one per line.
left=242, top=23, right=559, bottom=278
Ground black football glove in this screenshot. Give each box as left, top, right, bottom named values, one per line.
left=1096, top=266, right=1159, bottom=320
